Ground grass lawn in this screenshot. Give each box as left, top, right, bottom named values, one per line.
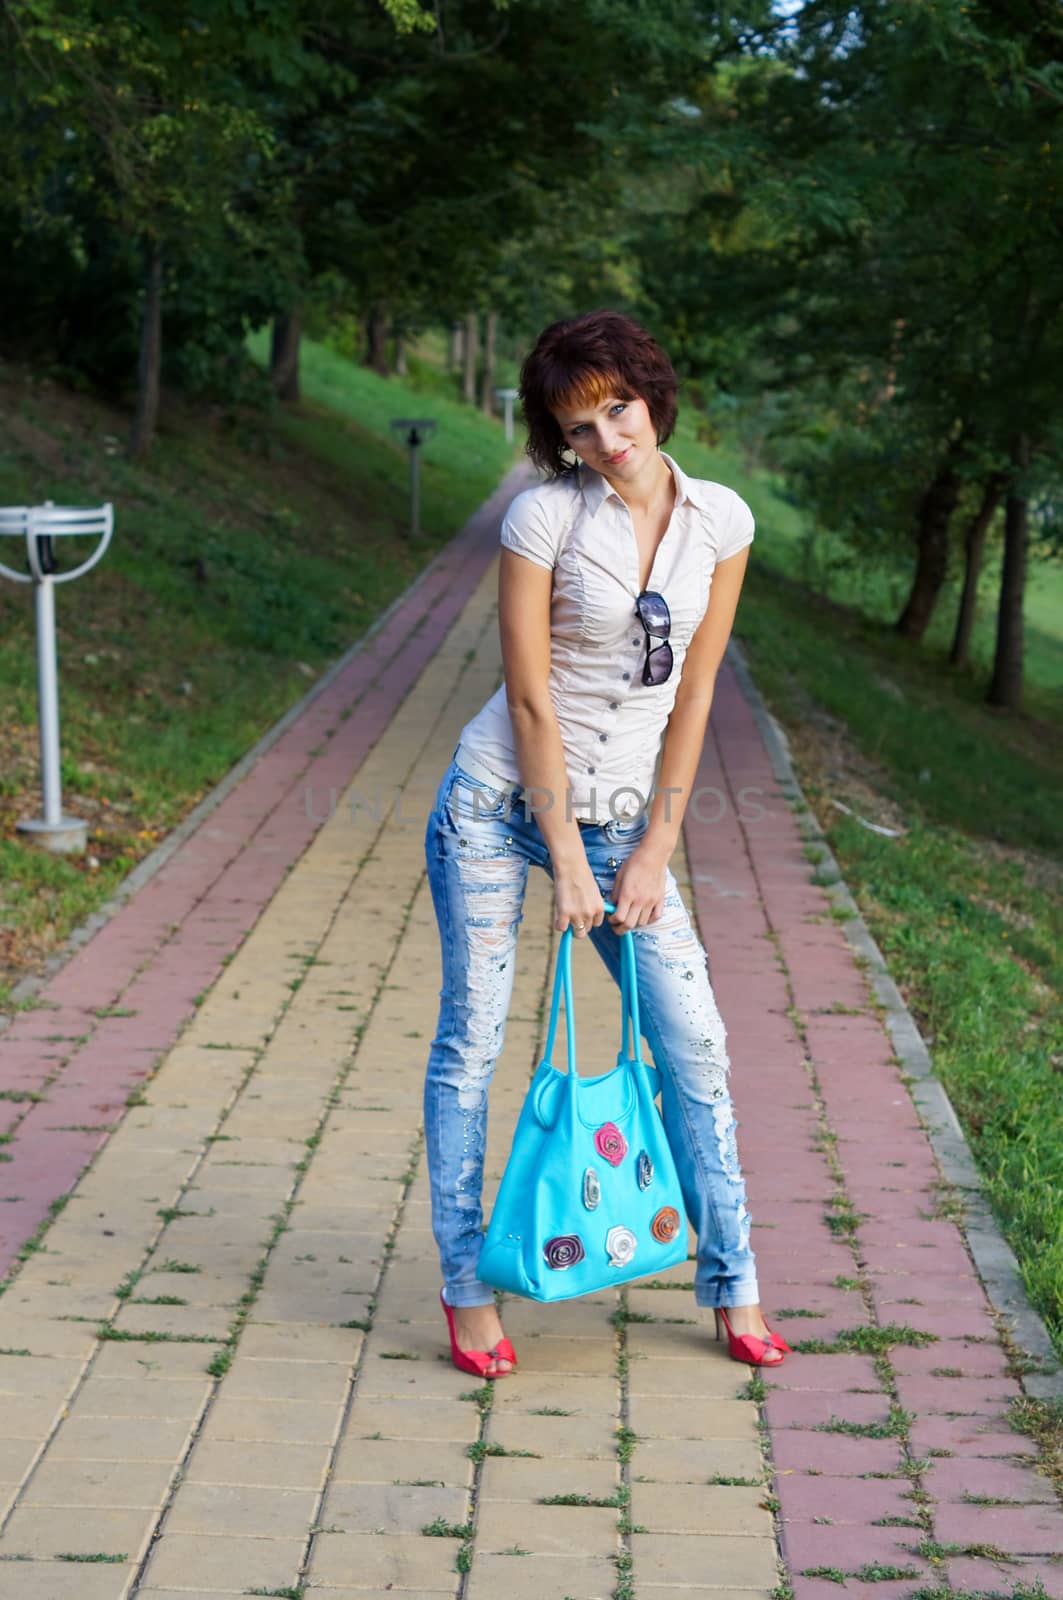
left=0, top=344, right=517, bottom=1005
left=670, top=414, right=1063, bottom=1363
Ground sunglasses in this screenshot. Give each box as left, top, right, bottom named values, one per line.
left=635, top=590, right=673, bottom=686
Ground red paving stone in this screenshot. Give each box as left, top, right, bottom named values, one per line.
left=924, top=1454, right=1057, bottom=1503
left=780, top=1519, right=930, bottom=1575
left=776, top=1472, right=916, bottom=1525
left=948, top=1556, right=1063, bottom=1599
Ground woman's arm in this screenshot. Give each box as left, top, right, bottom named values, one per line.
left=499, top=547, right=606, bottom=936
left=609, top=544, right=752, bottom=933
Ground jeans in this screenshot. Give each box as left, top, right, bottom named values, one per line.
left=422, top=754, right=760, bottom=1310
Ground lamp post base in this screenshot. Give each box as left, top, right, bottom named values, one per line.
left=16, top=815, right=88, bottom=854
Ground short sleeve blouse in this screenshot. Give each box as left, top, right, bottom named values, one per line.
left=457, top=451, right=754, bottom=820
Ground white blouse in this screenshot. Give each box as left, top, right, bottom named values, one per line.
left=457, top=452, right=754, bottom=821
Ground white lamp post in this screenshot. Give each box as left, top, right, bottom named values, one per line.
left=0, top=501, right=114, bottom=853
left=494, top=387, right=520, bottom=442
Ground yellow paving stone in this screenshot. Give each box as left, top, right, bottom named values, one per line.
left=329, top=1437, right=472, bottom=1486
left=463, top=1553, right=617, bottom=1600
left=627, top=1396, right=759, bottom=1442
left=487, top=1412, right=620, bottom=1460
left=476, top=1501, right=619, bottom=1557
left=199, top=1396, right=346, bottom=1445
left=112, top=1304, right=235, bottom=1340
left=625, top=1314, right=712, bottom=1355
left=0, top=1355, right=84, bottom=1395
left=320, top=1480, right=470, bottom=1534
left=2, top=1393, right=67, bottom=1436
left=641, top=1591, right=775, bottom=1599
left=164, top=1481, right=318, bottom=1537
left=89, top=1341, right=221, bottom=1381
left=218, top=1357, right=353, bottom=1404
left=307, top=1530, right=464, bottom=1589
left=22, top=1457, right=177, bottom=1507
left=631, top=1532, right=780, bottom=1587
left=49, top=1413, right=197, bottom=1461
left=64, top=1376, right=211, bottom=1419
left=133, top=1270, right=249, bottom=1306
left=344, top=1398, right=480, bottom=1444
left=1, top=1285, right=118, bottom=1320
left=630, top=1482, right=770, bottom=1535
left=284, top=1591, right=457, bottom=1599
left=478, top=1456, right=619, bottom=1503
left=179, top=1186, right=292, bottom=1217
left=238, top=1323, right=361, bottom=1363
left=631, top=1436, right=764, bottom=1484
left=355, top=1356, right=476, bottom=1403
left=490, top=1375, right=619, bottom=1417
left=253, top=1289, right=373, bottom=1324
left=0, top=1560, right=136, bottom=1597
left=0, top=1502, right=154, bottom=1561
left=499, top=1300, right=619, bottom=1339
left=143, top=1531, right=305, bottom=1590
left=183, top=1437, right=330, bottom=1489
left=508, top=1336, right=617, bottom=1376
left=194, top=1157, right=298, bottom=1191
left=626, top=1354, right=747, bottom=1399
left=0, top=1436, right=44, bottom=1481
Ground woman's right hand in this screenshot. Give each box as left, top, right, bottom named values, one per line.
left=553, top=865, right=606, bottom=938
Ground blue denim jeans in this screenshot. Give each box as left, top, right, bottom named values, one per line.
left=423, top=755, right=760, bottom=1310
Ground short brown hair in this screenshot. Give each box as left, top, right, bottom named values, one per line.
left=519, top=309, right=679, bottom=477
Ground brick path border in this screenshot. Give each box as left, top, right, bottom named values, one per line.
left=726, top=638, right=1061, bottom=1401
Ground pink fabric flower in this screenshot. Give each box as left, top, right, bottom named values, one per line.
left=594, top=1122, right=628, bottom=1166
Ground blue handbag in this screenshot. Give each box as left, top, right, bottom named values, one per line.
left=478, top=905, right=689, bottom=1301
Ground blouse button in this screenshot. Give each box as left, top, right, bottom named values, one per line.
left=599, top=733, right=607, bottom=743
left=609, top=701, right=619, bottom=710
left=622, top=673, right=630, bottom=682
left=632, top=637, right=640, bottom=647
left=587, top=766, right=596, bottom=775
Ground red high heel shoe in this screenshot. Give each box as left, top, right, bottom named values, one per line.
left=714, top=1306, right=791, bottom=1367
left=440, top=1289, right=518, bottom=1378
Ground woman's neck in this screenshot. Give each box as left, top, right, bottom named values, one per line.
left=603, top=449, right=674, bottom=517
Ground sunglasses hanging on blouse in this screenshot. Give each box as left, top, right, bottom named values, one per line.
left=635, top=590, right=673, bottom=686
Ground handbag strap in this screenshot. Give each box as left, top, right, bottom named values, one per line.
left=542, top=902, right=645, bottom=1083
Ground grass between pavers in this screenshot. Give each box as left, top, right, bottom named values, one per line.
left=0, top=348, right=517, bottom=1011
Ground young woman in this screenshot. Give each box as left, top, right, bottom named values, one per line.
left=423, top=310, right=789, bottom=1377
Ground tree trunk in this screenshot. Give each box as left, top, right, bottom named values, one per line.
left=394, top=330, right=408, bottom=376
left=270, top=310, right=301, bottom=402
left=365, top=304, right=390, bottom=376
left=949, top=474, right=1004, bottom=669
left=895, top=441, right=964, bottom=642
left=480, top=309, right=498, bottom=413
left=448, top=322, right=463, bottom=371
left=462, top=311, right=478, bottom=403
left=987, top=437, right=1029, bottom=711
left=128, top=242, right=163, bottom=460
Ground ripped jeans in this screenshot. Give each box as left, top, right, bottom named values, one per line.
left=423, top=754, right=760, bottom=1310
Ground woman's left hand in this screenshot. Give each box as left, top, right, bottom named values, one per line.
left=609, top=844, right=668, bottom=933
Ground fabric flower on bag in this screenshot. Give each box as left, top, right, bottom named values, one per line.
left=594, top=1122, right=628, bottom=1166
left=543, top=1234, right=585, bottom=1270
left=606, top=1224, right=637, bottom=1267
left=651, top=1206, right=681, bottom=1243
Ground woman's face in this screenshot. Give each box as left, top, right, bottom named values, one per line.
left=552, top=390, right=657, bottom=480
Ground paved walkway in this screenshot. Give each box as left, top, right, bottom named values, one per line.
left=0, top=473, right=1060, bottom=1600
